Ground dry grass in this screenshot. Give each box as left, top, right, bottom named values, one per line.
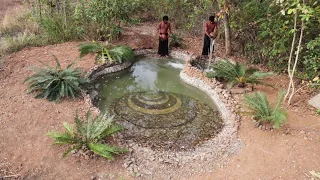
left=0, top=6, right=40, bottom=36
left=0, top=0, right=22, bottom=22
left=0, top=5, right=45, bottom=58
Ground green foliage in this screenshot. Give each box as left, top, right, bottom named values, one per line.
left=136, top=0, right=217, bottom=35
left=78, top=42, right=134, bottom=64
left=316, top=109, right=320, bottom=115
left=74, top=0, right=140, bottom=40
left=24, top=56, right=88, bottom=102
left=230, top=0, right=320, bottom=74
left=244, top=91, right=287, bottom=129
left=40, top=16, right=82, bottom=43
left=206, top=59, right=273, bottom=88
left=169, top=33, right=184, bottom=49
left=302, top=35, right=320, bottom=79
left=47, top=110, right=127, bottom=159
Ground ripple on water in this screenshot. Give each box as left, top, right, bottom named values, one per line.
left=110, top=91, right=224, bottom=150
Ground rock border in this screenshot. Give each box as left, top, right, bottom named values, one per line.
left=85, top=49, right=242, bottom=179
left=85, top=61, right=133, bottom=81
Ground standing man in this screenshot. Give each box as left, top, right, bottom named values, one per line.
left=157, top=16, right=172, bottom=57
left=202, top=15, right=218, bottom=56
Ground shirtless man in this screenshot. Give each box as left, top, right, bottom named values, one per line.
left=157, top=16, right=172, bottom=57
left=202, top=15, right=218, bottom=56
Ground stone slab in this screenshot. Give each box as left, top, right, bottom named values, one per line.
left=308, top=93, right=320, bottom=109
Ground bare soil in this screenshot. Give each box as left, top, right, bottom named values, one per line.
left=0, top=3, right=320, bottom=179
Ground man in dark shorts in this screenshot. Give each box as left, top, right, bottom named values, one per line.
left=202, top=15, right=218, bottom=56
left=157, top=16, right=172, bottom=57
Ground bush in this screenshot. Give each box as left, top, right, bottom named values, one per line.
left=169, top=33, right=184, bottom=49
left=24, top=56, right=88, bottom=102
left=78, top=42, right=134, bottom=64
left=302, top=35, right=320, bottom=79
left=206, top=59, right=273, bottom=88
left=244, top=91, right=287, bottom=129
left=47, top=110, right=127, bottom=159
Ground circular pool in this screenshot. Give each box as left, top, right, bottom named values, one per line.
left=92, top=57, right=224, bottom=150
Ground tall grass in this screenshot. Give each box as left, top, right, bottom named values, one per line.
left=0, top=32, right=45, bottom=55
left=0, top=6, right=40, bottom=36
left=0, top=6, right=46, bottom=58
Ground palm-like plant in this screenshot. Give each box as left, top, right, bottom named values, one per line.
left=206, top=59, right=273, bottom=88
left=24, top=56, right=88, bottom=102
left=78, top=42, right=134, bottom=64
left=47, top=110, right=127, bottom=159
left=244, top=91, right=287, bottom=129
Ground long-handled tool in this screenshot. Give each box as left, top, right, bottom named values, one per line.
left=208, top=38, right=215, bottom=69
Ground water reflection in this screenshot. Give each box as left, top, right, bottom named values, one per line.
left=95, top=57, right=215, bottom=111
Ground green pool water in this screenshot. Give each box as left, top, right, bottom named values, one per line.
left=94, top=57, right=216, bottom=111
left=93, top=57, right=224, bottom=150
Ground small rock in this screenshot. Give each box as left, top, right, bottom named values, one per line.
left=217, top=84, right=224, bottom=88
left=215, top=88, right=223, bottom=93
left=299, top=130, right=306, bottom=134
left=84, top=154, right=90, bottom=160
left=91, top=176, right=96, bottom=180
left=262, top=125, right=267, bottom=130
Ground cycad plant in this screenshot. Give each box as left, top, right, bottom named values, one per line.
left=24, top=56, right=88, bottom=102
left=78, top=42, right=134, bottom=64
left=47, top=110, right=127, bottom=160
left=244, top=91, right=287, bottom=129
left=206, top=59, right=273, bottom=88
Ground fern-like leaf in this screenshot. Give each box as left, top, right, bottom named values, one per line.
left=88, top=142, right=127, bottom=160
left=207, top=60, right=273, bottom=88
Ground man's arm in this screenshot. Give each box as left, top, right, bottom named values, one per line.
left=204, top=22, right=210, bottom=36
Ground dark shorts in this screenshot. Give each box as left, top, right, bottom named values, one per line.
left=202, top=34, right=214, bottom=55
left=158, top=34, right=169, bottom=56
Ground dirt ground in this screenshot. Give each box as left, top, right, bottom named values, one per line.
left=1, top=2, right=320, bottom=180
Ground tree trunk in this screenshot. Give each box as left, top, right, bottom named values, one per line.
left=288, top=20, right=305, bottom=105
left=223, top=12, right=231, bottom=56
left=284, top=12, right=298, bottom=101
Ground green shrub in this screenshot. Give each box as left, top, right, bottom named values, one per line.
left=169, top=33, right=184, bottom=49
left=78, top=42, right=134, bottom=64
left=47, top=110, right=127, bottom=159
left=40, top=16, right=83, bottom=43
left=206, top=59, right=273, bottom=88
left=302, top=36, right=320, bottom=79
left=244, top=91, right=287, bottom=129
left=24, top=56, right=88, bottom=102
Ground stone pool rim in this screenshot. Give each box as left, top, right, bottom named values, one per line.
left=83, top=49, right=240, bottom=176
